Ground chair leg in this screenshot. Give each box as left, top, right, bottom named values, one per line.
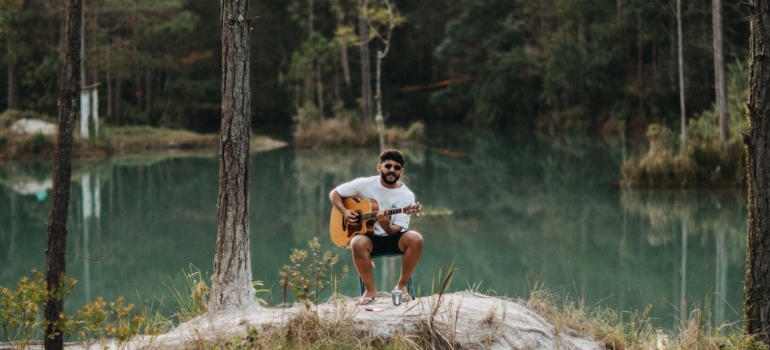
left=407, top=276, right=415, bottom=297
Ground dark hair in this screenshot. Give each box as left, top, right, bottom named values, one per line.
left=379, top=149, right=405, bottom=166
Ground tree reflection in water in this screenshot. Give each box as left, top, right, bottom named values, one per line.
left=0, top=136, right=747, bottom=328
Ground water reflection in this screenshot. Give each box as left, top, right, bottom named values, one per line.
left=0, top=137, right=747, bottom=328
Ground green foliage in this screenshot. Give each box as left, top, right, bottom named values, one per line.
left=0, top=0, right=24, bottom=40
left=428, top=259, right=455, bottom=320
left=620, top=58, right=749, bottom=188
left=713, top=329, right=769, bottom=350
left=0, top=0, right=751, bottom=136
left=279, top=238, right=349, bottom=308
left=72, top=296, right=145, bottom=344
left=0, top=271, right=147, bottom=347
left=165, top=265, right=270, bottom=324
left=0, top=270, right=48, bottom=347
left=165, top=265, right=211, bottom=323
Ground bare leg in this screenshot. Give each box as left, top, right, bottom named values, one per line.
left=396, top=230, right=423, bottom=294
left=350, top=235, right=378, bottom=300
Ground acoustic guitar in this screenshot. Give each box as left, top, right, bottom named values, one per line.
left=329, top=197, right=422, bottom=247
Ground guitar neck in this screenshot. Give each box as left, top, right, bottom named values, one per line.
left=360, top=207, right=406, bottom=221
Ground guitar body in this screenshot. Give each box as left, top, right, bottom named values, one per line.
left=329, top=197, right=379, bottom=247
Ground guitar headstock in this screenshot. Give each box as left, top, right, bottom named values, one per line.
left=404, top=202, right=422, bottom=216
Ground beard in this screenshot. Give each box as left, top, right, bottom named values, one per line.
left=381, top=171, right=400, bottom=185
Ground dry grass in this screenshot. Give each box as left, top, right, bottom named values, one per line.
left=525, top=286, right=765, bottom=350
left=0, top=123, right=286, bottom=162
left=104, top=126, right=220, bottom=152
left=620, top=122, right=745, bottom=189
left=294, top=117, right=424, bottom=149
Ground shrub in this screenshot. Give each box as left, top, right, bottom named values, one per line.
left=0, top=271, right=147, bottom=348
left=0, top=270, right=49, bottom=347
left=279, top=238, right=349, bottom=308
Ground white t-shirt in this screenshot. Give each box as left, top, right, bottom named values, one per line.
left=334, top=176, right=415, bottom=236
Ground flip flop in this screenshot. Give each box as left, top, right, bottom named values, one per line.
left=358, top=296, right=376, bottom=305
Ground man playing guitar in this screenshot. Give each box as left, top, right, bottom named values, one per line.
left=329, top=149, right=423, bottom=305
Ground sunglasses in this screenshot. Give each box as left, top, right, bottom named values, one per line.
left=382, top=163, right=403, bottom=171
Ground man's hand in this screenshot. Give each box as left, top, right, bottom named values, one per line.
left=376, top=210, right=399, bottom=235
left=375, top=210, right=390, bottom=224
left=344, top=209, right=359, bottom=224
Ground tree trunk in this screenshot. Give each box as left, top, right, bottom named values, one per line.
left=79, top=7, right=88, bottom=140
left=637, top=10, right=644, bottom=119
left=745, top=0, right=770, bottom=342
left=677, top=0, right=686, bottom=146
left=209, top=0, right=255, bottom=313
left=376, top=52, right=385, bottom=151
left=333, top=3, right=350, bottom=86
left=7, top=63, right=18, bottom=109
left=316, top=63, right=324, bottom=114
left=340, top=37, right=351, bottom=86
left=145, top=68, right=152, bottom=115
left=45, top=0, right=82, bottom=348
left=358, top=0, right=372, bottom=124
left=115, top=77, right=122, bottom=123
left=712, top=0, right=729, bottom=142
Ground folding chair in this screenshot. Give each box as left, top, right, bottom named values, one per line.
left=358, top=250, right=415, bottom=297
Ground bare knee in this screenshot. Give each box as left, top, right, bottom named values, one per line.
left=350, top=235, right=372, bottom=257
left=400, top=230, right=423, bottom=252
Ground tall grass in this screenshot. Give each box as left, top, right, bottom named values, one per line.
left=525, top=283, right=765, bottom=350
left=293, top=111, right=424, bottom=149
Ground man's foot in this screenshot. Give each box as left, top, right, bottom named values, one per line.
left=357, top=296, right=376, bottom=305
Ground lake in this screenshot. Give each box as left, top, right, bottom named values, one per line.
left=0, top=132, right=747, bottom=329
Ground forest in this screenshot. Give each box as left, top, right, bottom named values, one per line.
left=0, top=0, right=750, bottom=137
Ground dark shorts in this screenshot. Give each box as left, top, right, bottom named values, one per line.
left=366, top=231, right=405, bottom=256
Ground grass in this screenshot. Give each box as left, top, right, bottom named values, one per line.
left=292, top=103, right=424, bottom=149
left=0, top=123, right=286, bottom=162
left=2, top=268, right=767, bottom=349
left=103, top=126, right=220, bottom=151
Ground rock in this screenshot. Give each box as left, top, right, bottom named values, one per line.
left=10, top=118, right=56, bottom=136
left=76, top=291, right=604, bottom=350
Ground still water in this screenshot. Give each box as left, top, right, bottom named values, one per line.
left=0, top=133, right=746, bottom=328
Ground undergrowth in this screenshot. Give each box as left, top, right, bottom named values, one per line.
left=3, top=248, right=766, bottom=350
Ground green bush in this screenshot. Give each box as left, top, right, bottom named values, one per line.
left=0, top=271, right=146, bottom=347
left=279, top=238, right=349, bottom=308
left=0, top=271, right=49, bottom=347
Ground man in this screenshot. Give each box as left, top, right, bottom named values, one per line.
left=329, top=149, right=423, bottom=305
